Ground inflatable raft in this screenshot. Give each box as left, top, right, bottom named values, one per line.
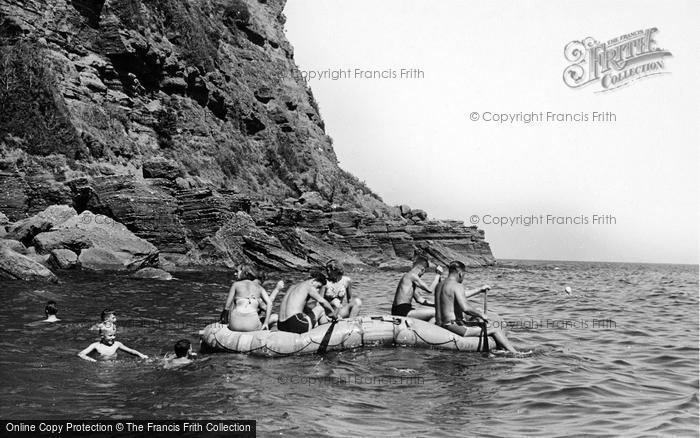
left=200, top=315, right=495, bottom=357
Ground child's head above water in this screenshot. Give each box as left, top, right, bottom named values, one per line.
left=45, top=301, right=57, bottom=317
left=99, top=326, right=116, bottom=345
left=101, top=308, right=116, bottom=323
left=174, top=339, right=191, bottom=358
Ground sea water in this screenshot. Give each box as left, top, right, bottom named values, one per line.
left=0, top=261, right=697, bottom=437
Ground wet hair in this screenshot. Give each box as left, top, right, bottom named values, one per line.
left=174, top=339, right=191, bottom=358
left=101, top=308, right=115, bottom=321
left=45, top=301, right=57, bottom=316
left=309, top=270, right=327, bottom=286
left=325, top=259, right=345, bottom=282
left=448, top=260, right=467, bottom=274
left=237, top=264, right=258, bottom=281
left=412, top=256, right=429, bottom=269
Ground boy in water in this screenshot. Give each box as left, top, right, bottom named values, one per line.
left=89, top=308, right=117, bottom=331
left=78, top=326, right=148, bottom=362
left=42, top=301, right=60, bottom=322
left=278, top=272, right=337, bottom=334
left=435, top=261, right=520, bottom=353
left=164, top=339, right=196, bottom=368
left=391, top=256, right=442, bottom=321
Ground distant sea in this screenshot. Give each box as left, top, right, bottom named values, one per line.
left=1, top=260, right=697, bottom=437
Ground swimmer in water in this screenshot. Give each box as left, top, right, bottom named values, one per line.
left=164, top=339, right=197, bottom=368
left=42, top=301, right=60, bottom=322
left=78, top=327, right=148, bottom=362
left=89, top=308, right=117, bottom=332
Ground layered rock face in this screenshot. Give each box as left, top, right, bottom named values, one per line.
left=0, top=0, right=494, bottom=273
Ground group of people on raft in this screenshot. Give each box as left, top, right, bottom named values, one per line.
left=220, top=256, right=521, bottom=353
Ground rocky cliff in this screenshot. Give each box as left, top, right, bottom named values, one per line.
left=0, top=0, right=494, bottom=273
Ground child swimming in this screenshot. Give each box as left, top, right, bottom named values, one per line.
left=164, top=339, right=197, bottom=368
left=78, top=326, right=148, bottom=362
left=89, top=308, right=117, bottom=332
left=42, top=301, right=60, bottom=322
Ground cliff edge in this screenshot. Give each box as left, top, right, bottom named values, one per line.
left=0, top=0, right=494, bottom=271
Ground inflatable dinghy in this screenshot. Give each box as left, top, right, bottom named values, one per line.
left=200, top=315, right=495, bottom=357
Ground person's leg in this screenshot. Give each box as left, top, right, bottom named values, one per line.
left=344, top=297, right=361, bottom=318
left=311, top=305, right=328, bottom=324
left=444, top=323, right=482, bottom=337
left=407, top=308, right=435, bottom=321
left=486, top=326, right=519, bottom=353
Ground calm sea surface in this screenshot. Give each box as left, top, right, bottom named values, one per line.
left=1, top=260, right=698, bottom=437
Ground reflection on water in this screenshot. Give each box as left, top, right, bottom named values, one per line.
left=0, top=261, right=698, bottom=437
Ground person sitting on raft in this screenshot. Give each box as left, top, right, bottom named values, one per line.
left=318, top=259, right=362, bottom=319
left=278, top=272, right=337, bottom=334
left=391, top=256, right=442, bottom=321
left=78, top=326, right=148, bottom=362
left=222, top=264, right=283, bottom=331
left=435, top=261, right=520, bottom=354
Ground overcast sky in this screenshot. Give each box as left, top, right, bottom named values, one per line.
left=284, top=0, right=699, bottom=265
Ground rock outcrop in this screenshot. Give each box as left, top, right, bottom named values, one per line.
left=33, top=211, right=159, bottom=271
left=0, top=0, right=495, bottom=276
left=0, top=246, right=58, bottom=283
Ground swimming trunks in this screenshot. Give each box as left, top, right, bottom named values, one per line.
left=278, top=308, right=317, bottom=334
left=391, top=303, right=414, bottom=317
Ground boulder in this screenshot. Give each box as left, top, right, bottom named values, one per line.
left=48, top=249, right=79, bottom=269
left=0, top=211, right=9, bottom=226
left=0, top=239, right=26, bottom=253
left=160, top=77, right=188, bottom=95
left=6, top=205, right=77, bottom=246
left=298, top=191, right=329, bottom=210
left=0, top=247, right=58, bottom=283
left=416, top=241, right=493, bottom=267
left=142, top=157, right=184, bottom=180
left=33, top=211, right=159, bottom=271
left=24, top=246, right=50, bottom=265
left=410, top=209, right=428, bottom=221
left=132, top=267, right=173, bottom=280
left=399, top=205, right=412, bottom=217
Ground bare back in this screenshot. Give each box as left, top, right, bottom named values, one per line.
left=279, top=281, right=311, bottom=321
left=437, top=278, right=466, bottom=324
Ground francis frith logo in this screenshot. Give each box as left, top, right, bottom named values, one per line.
left=563, top=28, right=672, bottom=92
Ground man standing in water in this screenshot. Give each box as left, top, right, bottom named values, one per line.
left=435, top=261, right=520, bottom=353
left=278, top=272, right=337, bottom=334
left=391, top=256, right=441, bottom=321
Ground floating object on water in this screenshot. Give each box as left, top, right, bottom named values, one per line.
left=564, top=287, right=572, bottom=295
left=200, top=315, right=495, bottom=357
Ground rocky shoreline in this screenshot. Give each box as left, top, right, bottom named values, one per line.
left=0, top=192, right=494, bottom=282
